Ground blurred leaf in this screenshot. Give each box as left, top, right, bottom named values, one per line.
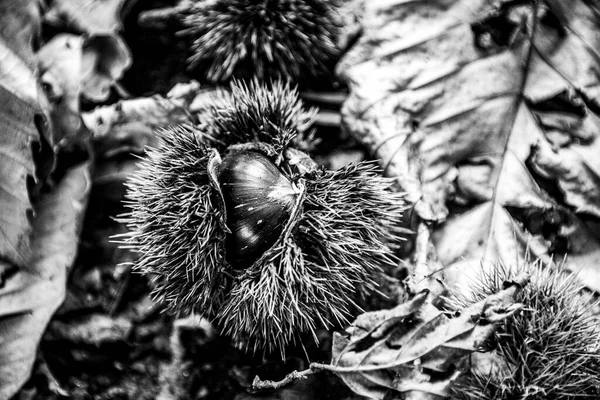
left=157, top=316, right=216, bottom=400
left=339, top=0, right=600, bottom=292
left=48, top=313, right=132, bottom=345
left=82, top=81, right=202, bottom=158
left=329, top=274, right=528, bottom=400
left=81, top=34, right=132, bottom=101
left=37, top=33, right=132, bottom=142
left=0, top=0, right=49, bottom=272
left=37, top=34, right=84, bottom=144
left=0, top=161, right=90, bottom=398
left=44, top=0, right=129, bottom=34
left=560, top=215, right=600, bottom=291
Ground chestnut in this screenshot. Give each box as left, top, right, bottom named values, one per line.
left=219, top=150, right=299, bottom=267
left=120, top=81, right=405, bottom=354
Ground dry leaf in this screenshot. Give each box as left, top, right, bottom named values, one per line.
left=404, top=223, right=447, bottom=299
left=0, top=161, right=91, bottom=398
left=82, top=81, right=202, bottom=157
left=37, top=33, right=132, bottom=144
left=0, top=5, right=90, bottom=395
left=81, top=34, right=132, bottom=101
left=0, top=0, right=50, bottom=272
left=531, top=140, right=600, bottom=217
left=338, top=0, right=600, bottom=292
left=37, top=34, right=84, bottom=144
left=329, top=274, right=528, bottom=400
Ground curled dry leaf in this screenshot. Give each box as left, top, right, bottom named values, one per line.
left=37, top=33, right=132, bottom=144
left=81, top=34, right=132, bottom=102
left=338, top=0, right=600, bottom=292
left=329, top=274, right=529, bottom=400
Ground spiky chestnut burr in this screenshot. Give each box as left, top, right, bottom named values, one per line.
left=448, top=262, right=600, bottom=400
left=195, top=79, right=318, bottom=153
left=179, top=0, right=342, bottom=83
left=119, top=134, right=404, bottom=355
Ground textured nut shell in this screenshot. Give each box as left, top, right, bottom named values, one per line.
left=219, top=151, right=298, bottom=267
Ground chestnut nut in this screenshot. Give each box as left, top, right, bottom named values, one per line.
left=219, top=150, right=300, bottom=267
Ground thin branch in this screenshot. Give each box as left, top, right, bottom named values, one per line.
left=251, top=363, right=332, bottom=390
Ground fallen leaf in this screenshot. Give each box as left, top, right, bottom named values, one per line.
left=338, top=0, right=600, bottom=292
left=329, top=274, right=528, bottom=400
left=0, top=161, right=90, bottom=398
left=37, top=34, right=84, bottom=144
left=531, top=140, right=600, bottom=218
left=0, top=0, right=50, bottom=273
left=403, top=223, right=447, bottom=299
left=37, top=33, right=132, bottom=144
left=83, top=81, right=202, bottom=157
left=81, top=34, right=132, bottom=102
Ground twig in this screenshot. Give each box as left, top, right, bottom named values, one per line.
left=315, top=110, right=342, bottom=128
left=138, top=1, right=191, bottom=29
left=252, top=362, right=332, bottom=390
left=300, top=91, right=347, bottom=107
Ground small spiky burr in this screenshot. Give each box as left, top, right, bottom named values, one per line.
left=195, top=79, right=318, bottom=152
left=119, top=80, right=405, bottom=355
left=179, top=0, right=342, bottom=83
left=449, top=262, right=600, bottom=400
